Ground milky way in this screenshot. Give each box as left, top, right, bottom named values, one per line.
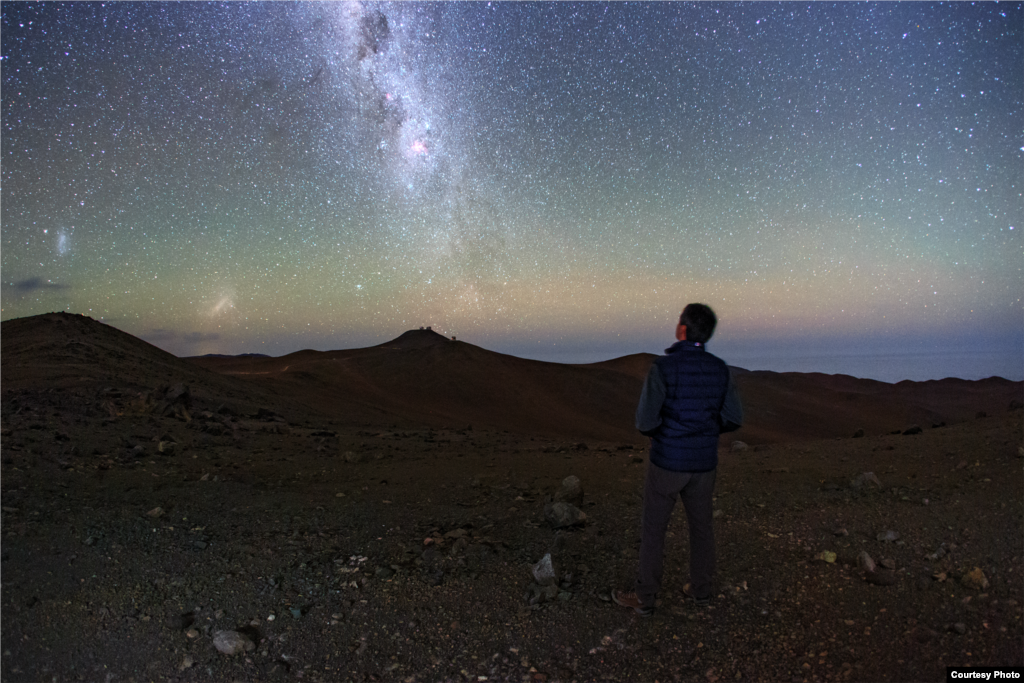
left=2, top=2, right=1021, bottom=380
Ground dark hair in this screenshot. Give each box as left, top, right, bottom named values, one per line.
left=680, top=303, right=717, bottom=344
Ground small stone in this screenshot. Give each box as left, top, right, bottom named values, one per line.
left=185, top=628, right=200, bottom=639
left=730, top=441, right=748, bottom=452
left=880, top=558, right=896, bottom=570
left=961, top=568, right=990, bottom=590
left=146, top=506, right=165, bottom=518
left=532, top=553, right=558, bottom=586
left=833, top=528, right=849, bottom=537
left=158, top=441, right=175, bottom=454
left=543, top=501, right=586, bottom=528
left=858, top=552, right=876, bottom=573
left=554, top=476, right=584, bottom=507
left=851, top=472, right=882, bottom=489
left=815, top=551, right=837, bottom=564
left=165, top=612, right=194, bottom=630
left=178, top=655, right=194, bottom=671
left=951, top=623, right=967, bottom=635
left=852, top=428, right=865, bottom=438
left=876, top=530, right=899, bottom=542
left=213, top=629, right=254, bottom=655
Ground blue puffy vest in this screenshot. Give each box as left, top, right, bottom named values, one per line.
left=649, top=340, right=730, bottom=472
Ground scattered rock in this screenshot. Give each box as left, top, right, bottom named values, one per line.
left=850, top=472, right=882, bottom=489
left=213, top=629, right=255, bottom=655
left=730, top=441, right=748, bottom=452
left=833, top=527, right=849, bottom=537
left=858, top=551, right=876, bottom=573
left=880, top=558, right=896, bottom=570
left=165, top=383, right=191, bottom=405
left=554, top=475, right=584, bottom=507
left=876, top=530, right=899, bottom=542
left=178, top=655, right=194, bottom=671
left=815, top=551, right=837, bottom=564
left=146, top=506, right=165, bottom=518
left=951, top=623, right=967, bottom=635
left=961, top=568, right=990, bottom=590
left=158, top=441, right=175, bottom=454
left=525, top=582, right=559, bottom=605
left=165, top=612, right=194, bottom=631
left=543, top=501, right=586, bottom=528
left=532, top=553, right=558, bottom=586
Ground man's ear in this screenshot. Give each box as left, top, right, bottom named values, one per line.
left=676, top=324, right=687, bottom=341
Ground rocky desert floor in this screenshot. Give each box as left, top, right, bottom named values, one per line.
left=2, top=381, right=1022, bottom=683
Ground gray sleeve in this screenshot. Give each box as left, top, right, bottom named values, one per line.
left=635, top=363, right=666, bottom=434
left=719, top=372, right=743, bottom=432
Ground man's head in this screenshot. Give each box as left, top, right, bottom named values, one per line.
left=677, top=303, right=717, bottom=344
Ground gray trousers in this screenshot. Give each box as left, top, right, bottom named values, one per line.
left=635, top=462, right=717, bottom=606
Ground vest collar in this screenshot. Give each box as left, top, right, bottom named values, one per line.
left=665, top=339, right=705, bottom=355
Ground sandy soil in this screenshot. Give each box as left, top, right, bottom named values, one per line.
left=2, top=313, right=1022, bottom=683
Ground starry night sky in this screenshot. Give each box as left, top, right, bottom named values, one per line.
left=2, top=2, right=1021, bottom=381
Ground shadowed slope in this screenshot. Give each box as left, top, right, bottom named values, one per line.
left=3, top=314, right=1019, bottom=444
left=190, top=332, right=645, bottom=442
left=0, top=312, right=294, bottom=419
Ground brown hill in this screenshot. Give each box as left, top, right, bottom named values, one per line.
left=189, top=329, right=1021, bottom=444
left=188, top=333, right=644, bottom=442
left=3, top=313, right=1019, bottom=444
left=0, top=312, right=295, bottom=420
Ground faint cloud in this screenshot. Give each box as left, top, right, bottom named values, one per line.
left=184, top=331, right=222, bottom=344
left=7, top=277, right=71, bottom=292
left=143, top=329, right=221, bottom=344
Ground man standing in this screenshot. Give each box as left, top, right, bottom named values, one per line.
left=613, top=303, right=742, bottom=616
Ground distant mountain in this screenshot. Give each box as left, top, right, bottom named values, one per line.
left=195, top=353, right=271, bottom=359
left=4, top=314, right=1020, bottom=444
left=0, top=312, right=293, bottom=419
left=188, top=329, right=646, bottom=442
left=189, top=328, right=1023, bottom=444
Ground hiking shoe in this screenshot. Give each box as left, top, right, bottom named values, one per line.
left=611, top=589, right=654, bottom=616
left=682, top=583, right=710, bottom=606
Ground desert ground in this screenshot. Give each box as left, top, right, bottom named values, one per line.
left=2, top=312, right=1022, bottom=683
